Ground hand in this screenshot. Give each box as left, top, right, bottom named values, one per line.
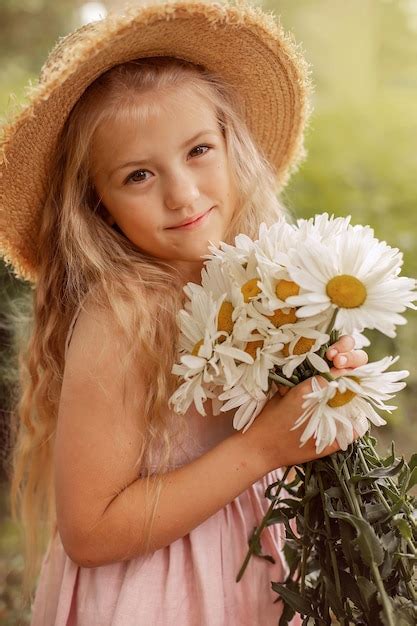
left=325, top=334, right=368, bottom=377
left=247, top=377, right=343, bottom=472
left=276, top=334, right=368, bottom=397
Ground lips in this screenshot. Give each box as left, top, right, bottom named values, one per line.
left=167, top=207, right=213, bottom=229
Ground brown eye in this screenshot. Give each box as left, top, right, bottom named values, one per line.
left=125, top=170, right=149, bottom=184
left=189, top=144, right=211, bottom=157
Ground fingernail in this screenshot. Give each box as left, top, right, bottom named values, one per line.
left=338, top=355, right=347, bottom=366
left=327, top=349, right=337, bottom=358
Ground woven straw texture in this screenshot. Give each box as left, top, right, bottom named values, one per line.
left=0, top=0, right=314, bottom=284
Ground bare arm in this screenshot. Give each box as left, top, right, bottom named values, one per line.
left=55, top=299, right=269, bottom=568
left=56, top=298, right=341, bottom=569
left=76, top=429, right=267, bottom=567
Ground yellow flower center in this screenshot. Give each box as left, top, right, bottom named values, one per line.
left=244, top=340, right=264, bottom=359
left=191, top=339, right=204, bottom=356
left=266, top=307, right=297, bottom=328
left=326, top=275, right=367, bottom=308
left=241, top=278, right=261, bottom=303
left=244, top=331, right=264, bottom=358
left=282, top=337, right=315, bottom=357
left=327, top=376, right=360, bottom=408
left=276, top=280, right=300, bottom=301
left=217, top=301, right=234, bottom=333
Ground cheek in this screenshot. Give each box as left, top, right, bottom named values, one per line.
left=131, top=215, right=159, bottom=238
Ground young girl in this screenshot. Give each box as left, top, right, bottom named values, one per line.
left=0, top=1, right=368, bottom=624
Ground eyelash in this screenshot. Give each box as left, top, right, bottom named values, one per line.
left=124, top=144, right=213, bottom=185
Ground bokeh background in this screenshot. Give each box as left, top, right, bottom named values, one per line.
left=0, top=0, right=416, bottom=623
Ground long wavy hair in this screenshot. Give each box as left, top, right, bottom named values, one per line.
left=5, top=55, right=294, bottom=607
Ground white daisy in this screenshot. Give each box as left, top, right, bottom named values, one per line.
left=284, top=227, right=417, bottom=337
left=268, top=326, right=331, bottom=378
left=203, top=231, right=255, bottom=265
left=256, top=265, right=301, bottom=316
left=218, top=382, right=278, bottom=432
left=292, top=358, right=409, bottom=453
left=254, top=219, right=298, bottom=267
left=185, top=260, right=246, bottom=346
left=170, top=289, right=252, bottom=415
left=169, top=372, right=209, bottom=417
left=292, top=377, right=369, bottom=454
left=295, top=212, right=352, bottom=242
left=225, top=316, right=286, bottom=393
left=334, top=356, right=409, bottom=410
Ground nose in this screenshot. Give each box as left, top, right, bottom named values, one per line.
left=164, top=167, right=200, bottom=211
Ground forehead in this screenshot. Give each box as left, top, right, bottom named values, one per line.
left=93, top=85, right=219, bottom=146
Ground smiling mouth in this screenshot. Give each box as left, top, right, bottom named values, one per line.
left=167, top=207, right=214, bottom=229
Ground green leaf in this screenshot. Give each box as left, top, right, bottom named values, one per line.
left=380, top=547, right=393, bottom=580
left=278, top=599, right=295, bottom=626
left=326, top=502, right=384, bottom=566
left=364, top=502, right=388, bottom=524
left=323, top=574, right=345, bottom=616
left=405, top=466, right=417, bottom=492
left=380, top=530, right=399, bottom=552
left=358, top=457, right=404, bottom=479
left=338, top=569, right=364, bottom=611
left=399, top=465, right=411, bottom=496
left=408, top=453, right=417, bottom=472
left=339, top=519, right=359, bottom=565
left=357, top=576, right=377, bottom=605
left=324, top=486, right=343, bottom=499
left=265, top=508, right=293, bottom=525
left=271, top=583, right=316, bottom=617
left=350, top=474, right=378, bottom=484
left=283, top=542, right=299, bottom=573
left=392, top=516, right=412, bottom=541
left=247, top=527, right=276, bottom=564
left=381, top=441, right=396, bottom=467
left=301, top=487, right=320, bottom=506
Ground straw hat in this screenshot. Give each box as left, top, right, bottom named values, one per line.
left=0, top=0, right=314, bottom=284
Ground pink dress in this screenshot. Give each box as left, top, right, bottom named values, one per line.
left=30, top=304, right=301, bottom=626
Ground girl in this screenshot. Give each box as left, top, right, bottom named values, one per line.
left=0, top=1, right=368, bottom=624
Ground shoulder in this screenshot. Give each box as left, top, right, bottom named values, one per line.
left=66, top=291, right=131, bottom=362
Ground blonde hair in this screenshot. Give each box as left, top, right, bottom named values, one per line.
left=5, top=55, right=294, bottom=609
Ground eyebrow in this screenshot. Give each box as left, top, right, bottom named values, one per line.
left=110, top=129, right=219, bottom=177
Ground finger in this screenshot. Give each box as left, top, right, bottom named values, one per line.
left=329, top=366, right=352, bottom=378
left=276, top=384, right=290, bottom=397
left=333, top=349, right=368, bottom=369
left=326, top=334, right=355, bottom=359
left=277, top=386, right=285, bottom=397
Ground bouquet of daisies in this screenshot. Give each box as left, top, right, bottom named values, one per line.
left=169, top=214, right=417, bottom=625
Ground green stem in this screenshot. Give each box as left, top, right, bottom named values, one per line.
left=317, top=470, right=347, bottom=625
left=341, top=455, right=395, bottom=626
left=268, top=372, right=295, bottom=387
left=357, top=446, right=417, bottom=601
left=325, top=307, right=340, bottom=337
left=236, top=466, right=292, bottom=582
left=357, top=446, right=416, bottom=555
left=319, top=371, right=337, bottom=383
left=370, top=561, right=396, bottom=626
left=300, top=463, right=312, bottom=595
left=330, top=454, right=355, bottom=512
left=365, top=438, right=417, bottom=532
left=331, top=453, right=375, bottom=619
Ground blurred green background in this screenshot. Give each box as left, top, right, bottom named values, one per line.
left=0, top=0, right=416, bottom=622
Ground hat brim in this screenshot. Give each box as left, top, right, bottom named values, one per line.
left=0, top=0, right=314, bottom=283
